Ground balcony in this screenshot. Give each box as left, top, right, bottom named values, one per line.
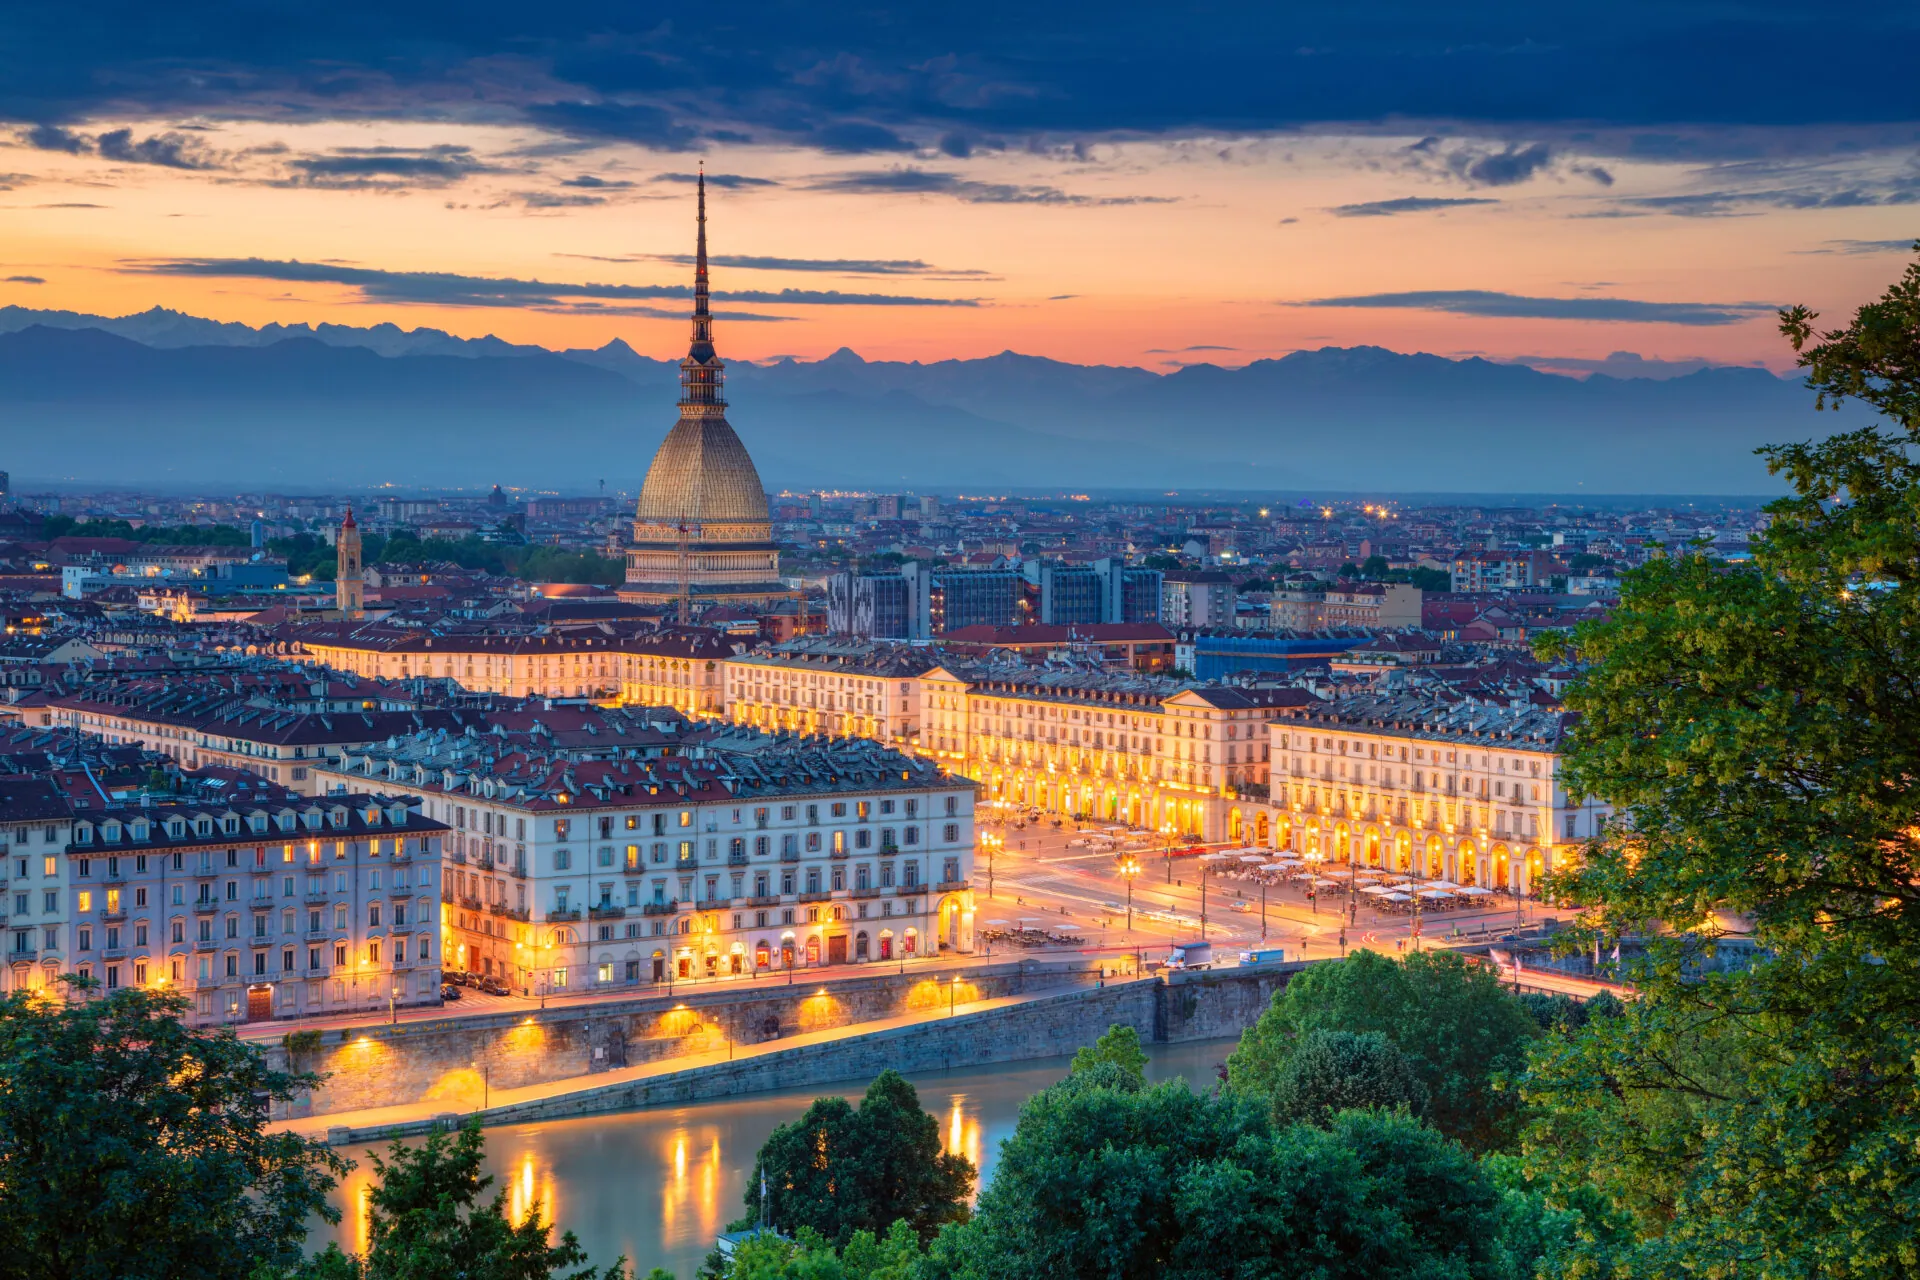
left=101, top=909, right=127, bottom=922
left=507, top=863, right=527, bottom=879
left=849, top=886, right=881, bottom=900
left=897, top=884, right=922, bottom=896
left=306, top=928, right=330, bottom=941
left=304, top=891, right=331, bottom=904
left=545, top=909, right=582, bottom=923
left=746, top=894, right=781, bottom=908
left=447, top=850, right=467, bottom=865
left=7, top=948, right=34, bottom=962
left=726, top=854, right=749, bottom=868
left=798, top=891, right=832, bottom=904
left=193, top=940, right=218, bottom=953
left=779, top=851, right=800, bottom=863
left=674, top=858, right=699, bottom=872
left=641, top=900, right=678, bottom=916
left=489, top=903, right=531, bottom=922
left=589, top=905, right=627, bottom=921
left=458, top=894, right=482, bottom=911
left=192, top=901, right=218, bottom=915
left=936, top=880, right=970, bottom=893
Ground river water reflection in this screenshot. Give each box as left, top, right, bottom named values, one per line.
left=323, top=1038, right=1239, bottom=1278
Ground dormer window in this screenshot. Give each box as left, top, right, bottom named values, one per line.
left=276, top=813, right=296, bottom=833
left=130, top=821, right=149, bottom=841
left=72, top=824, right=92, bottom=845
left=221, top=816, right=240, bottom=834
left=249, top=814, right=268, bottom=833
left=193, top=818, right=213, bottom=837
left=102, top=821, right=121, bottom=843
left=164, top=820, right=185, bottom=839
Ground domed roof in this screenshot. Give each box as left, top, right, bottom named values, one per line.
left=635, top=416, right=769, bottom=526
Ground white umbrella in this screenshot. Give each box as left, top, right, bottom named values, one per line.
left=1426, top=879, right=1462, bottom=890
left=985, top=918, right=1011, bottom=925
left=1417, top=888, right=1453, bottom=900
left=1239, top=854, right=1268, bottom=864
left=1383, top=892, right=1413, bottom=902
left=1456, top=886, right=1493, bottom=897
left=1360, top=884, right=1396, bottom=896
left=1054, top=923, right=1084, bottom=931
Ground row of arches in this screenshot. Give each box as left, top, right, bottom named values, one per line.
left=983, top=771, right=1215, bottom=838
left=1265, top=815, right=1548, bottom=893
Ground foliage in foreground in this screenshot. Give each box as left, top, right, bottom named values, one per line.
left=921, top=1066, right=1543, bottom=1280
left=0, top=978, right=343, bottom=1280
left=742, top=1070, right=974, bottom=1249
left=1523, top=244, right=1920, bottom=1276
left=1226, top=948, right=1540, bottom=1152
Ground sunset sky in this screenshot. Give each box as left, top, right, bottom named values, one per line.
left=0, top=3, right=1915, bottom=373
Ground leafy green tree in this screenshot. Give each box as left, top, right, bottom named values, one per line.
left=1069, top=1024, right=1148, bottom=1082
left=0, top=978, right=344, bottom=1280
left=1359, top=553, right=1391, bottom=579
left=926, top=1070, right=1520, bottom=1280
left=1266, top=1029, right=1427, bottom=1128
left=1521, top=245, right=1920, bottom=1276
left=1408, top=565, right=1452, bottom=592
left=1227, top=949, right=1539, bottom=1152
left=292, top=1121, right=626, bottom=1280
left=746, top=1070, right=973, bottom=1248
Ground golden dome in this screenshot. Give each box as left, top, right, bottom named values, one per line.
left=635, top=415, right=770, bottom=526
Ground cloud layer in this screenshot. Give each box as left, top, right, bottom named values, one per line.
left=1297, top=289, right=1777, bottom=326
left=121, top=257, right=982, bottom=310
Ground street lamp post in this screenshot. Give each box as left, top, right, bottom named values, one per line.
left=389, top=983, right=399, bottom=1025
left=1119, top=855, right=1140, bottom=932
left=1199, top=860, right=1208, bottom=941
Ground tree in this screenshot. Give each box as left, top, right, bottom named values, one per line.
left=291, top=1121, right=627, bottom=1280
left=1521, top=244, right=1920, bottom=1276
left=1226, top=949, right=1539, bottom=1152
left=1069, top=1024, right=1147, bottom=1082
left=1408, top=565, right=1452, bottom=592
left=1359, top=554, right=1391, bottom=579
left=746, top=1071, right=973, bottom=1248
left=925, top=1070, right=1521, bottom=1280
left=0, top=978, right=344, bottom=1280
left=1266, top=1029, right=1427, bottom=1128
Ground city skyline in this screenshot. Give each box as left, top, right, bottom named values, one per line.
left=0, top=5, right=1915, bottom=372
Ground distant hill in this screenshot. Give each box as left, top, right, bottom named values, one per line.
left=0, top=306, right=1856, bottom=493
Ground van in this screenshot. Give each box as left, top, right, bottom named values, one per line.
left=1168, top=941, right=1213, bottom=970
left=1237, top=948, right=1287, bottom=966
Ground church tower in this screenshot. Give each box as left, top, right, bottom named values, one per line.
left=622, top=170, right=785, bottom=609
left=336, top=507, right=365, bottom=619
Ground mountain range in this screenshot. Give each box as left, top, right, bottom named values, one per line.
left=0, top=305, right=1857, bottom=494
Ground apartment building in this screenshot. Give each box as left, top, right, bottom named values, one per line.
left=1270, top=583, right=1422, bottom=630
left=928, top=665, right=1309, bottom=841
left=721, top=640, right=936, bottom=747
left=6, top=782, right=446, bottom=1025
left=0, top=776, right=74, bottom=994
left=319, top=736, right=975, bottom=991
left=1267, top=694, right=1608, bottom=896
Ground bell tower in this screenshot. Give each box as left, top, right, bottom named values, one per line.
left=336, top=507, right=364, bottom=619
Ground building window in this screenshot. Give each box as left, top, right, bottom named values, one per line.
left=367, top=942, right=381, bottom=964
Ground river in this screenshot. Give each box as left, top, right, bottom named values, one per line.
left=321, top=1037, right=1241, bottom=1277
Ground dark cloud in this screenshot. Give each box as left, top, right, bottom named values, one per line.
left=95, top=128, right=221, bottom=169
left=1330, top=196, right=1498, bottom=217
left=650, top=172, right=779, bottom=188
left=286, top=145, right=487, bottom=187
left=1453, top=143, right=1554, bottom=186
left=36, top=202, right=104, bottom=208
left=646, top=253, right=991, bottom=277
left=1296, top=289, right=1776, bottom=326
left=3, top=275, right=45, bottom=284
left=806, top=166, right=1173, bottom=205
left=516, top=190, right=604, bottom=207
left=22, top=124, right=87, bottom=154
left=120, top=257, right=983, bottom=308
left=561, top=174, right=632, bottom=188
left=522, top=101, right=699, bottom=149
left=1047, top=294, right=1077, bottom=300
left=1146, top=344, right=1238, bottom=353
left=1798, top=238, right=1919, bottom=255
left=10, top=4, right=1907, bottom=157
left=809, top=122, right=915, bottom=154
left=1618, top=183, right=1920, bottom=216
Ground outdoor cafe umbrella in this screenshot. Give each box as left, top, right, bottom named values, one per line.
left=1383, top=892, right=1413, bottom=902
left=1417, top=888, right=1454, bottom=900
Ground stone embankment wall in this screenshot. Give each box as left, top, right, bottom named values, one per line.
left=280, top=957, right=1310, bottom=1128
left=272, top=957, right=1132, bottom=1118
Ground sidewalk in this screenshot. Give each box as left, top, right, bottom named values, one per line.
left=275, top=985, right=1065, bottom=1143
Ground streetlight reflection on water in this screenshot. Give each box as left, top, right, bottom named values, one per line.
left=324, top=1042, right=1234, bottom=1277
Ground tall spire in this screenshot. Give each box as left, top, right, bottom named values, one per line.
left=680, top=163, right=723, bottom=411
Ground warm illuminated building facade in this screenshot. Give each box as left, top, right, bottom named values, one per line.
left=1267, top=695, right=1608, bottom=896
left=941, top=670, right=1308, bottom=841
left=321, top=738, right=975, bottom=991
left=720, top=641, right=935, bottom=747
left=623, top=173, right=787, bottom=610
left=56, top=794, right=445, bottom=1025
left=613, top=628, right=737, bottom=716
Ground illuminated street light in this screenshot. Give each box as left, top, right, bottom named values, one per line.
left=1118, top=855, right=1141, bottom=932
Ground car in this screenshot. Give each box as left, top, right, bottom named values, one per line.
left=439, top=983, right=462, bottom=1001
left=1229, top=900, right=1253, bottom=913
left=445, top=971, right=470, bottom=987
left=479, top=975, right=511, bottom=996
